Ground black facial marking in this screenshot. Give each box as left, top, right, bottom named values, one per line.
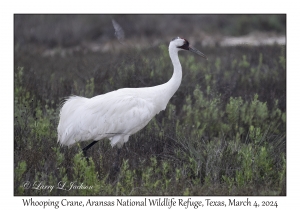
left=178, top=39, right=190, bottom=50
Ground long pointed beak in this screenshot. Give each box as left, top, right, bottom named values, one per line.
left=189, top=46, right=208, bottom=60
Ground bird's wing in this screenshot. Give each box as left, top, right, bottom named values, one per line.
left=58, top=89, right=157, bottom=146
left=85, top=90, right=156, bottom=136
left=112, top=19, right=125, bottom=44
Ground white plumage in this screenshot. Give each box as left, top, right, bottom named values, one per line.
left=57, top=37, right=206, bottom=152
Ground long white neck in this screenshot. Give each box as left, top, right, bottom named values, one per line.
left=154, top=46, right=182, bottom=110
left=166, top=47, right=182, bottom=98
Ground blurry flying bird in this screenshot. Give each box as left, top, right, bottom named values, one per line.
left=112, top=19, right=125, bottom=44
left=57, top=37, right=207, bottom=160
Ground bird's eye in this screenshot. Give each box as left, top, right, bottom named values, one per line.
left=184, top=40, right=189, bottom=46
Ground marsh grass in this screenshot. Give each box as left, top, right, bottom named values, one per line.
left=14, top=40, right=285, bottom=196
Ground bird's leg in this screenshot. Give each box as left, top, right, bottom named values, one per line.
left=109, top=148, right=122, bottom=178
left=117, top=148, right=121, bottom=164
left=82, top=141, right=98, bottom=161
left=113, top=148, right=122, bottom=172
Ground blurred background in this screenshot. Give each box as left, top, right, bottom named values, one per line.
left=14, top=14, right=286, bottom=111
left=14, top=14, right=286, bottom=49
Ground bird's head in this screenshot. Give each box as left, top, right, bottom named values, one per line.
left=170, top=37, right=207, bottom=60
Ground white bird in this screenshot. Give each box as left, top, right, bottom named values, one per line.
left=57, top=37, right=207, bottom=159
left=112, top=19, right=125, bottom=44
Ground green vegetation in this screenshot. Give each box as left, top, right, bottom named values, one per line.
left=14, top=39, right=286, bottom=195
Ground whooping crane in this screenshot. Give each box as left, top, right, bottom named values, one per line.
left=57, top=37, right=207, bottom=160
